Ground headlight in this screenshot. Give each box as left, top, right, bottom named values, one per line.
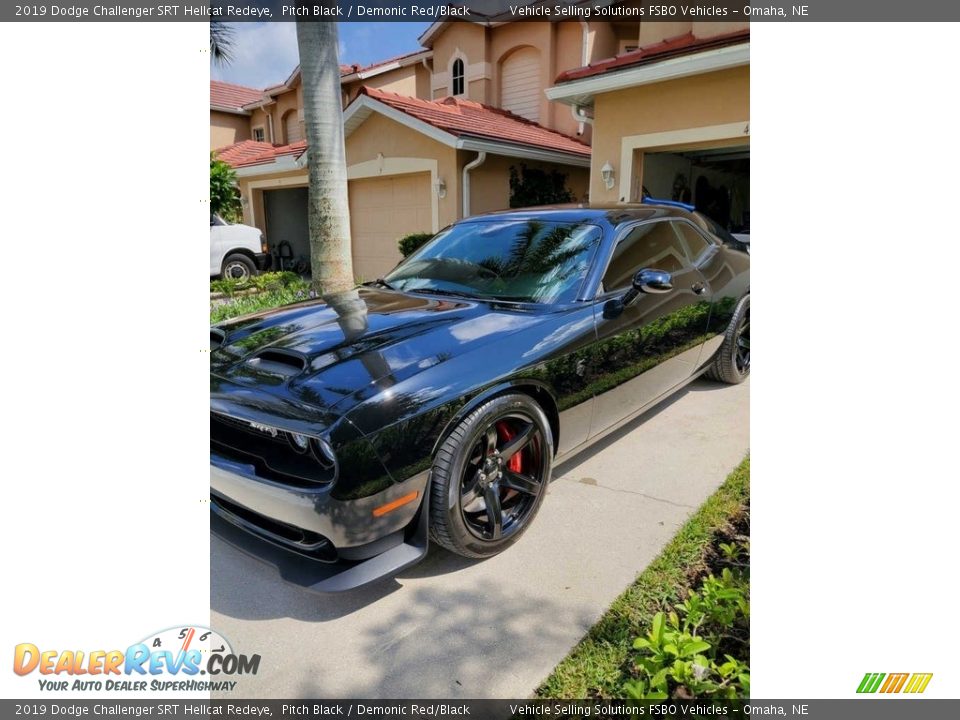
left=288, top=432, right=310, bottom=453
left=312, top=438, right=337, bottom=469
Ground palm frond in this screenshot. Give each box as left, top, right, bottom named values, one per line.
left=210, top=22, right=235, bottom=66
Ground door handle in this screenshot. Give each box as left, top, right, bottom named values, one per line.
left=692, top=281, right=707, bottom=296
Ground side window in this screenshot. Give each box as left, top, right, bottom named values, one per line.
left=673, top=222, right=714, bottom=263
left=452, top=58, right=465, bottom=96
left=601, top=222, right=688, bottom=293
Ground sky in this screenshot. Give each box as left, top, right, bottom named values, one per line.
left=210, top=22, right=432, bottom=90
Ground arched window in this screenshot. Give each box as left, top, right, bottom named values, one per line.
left=451, top=58, right=465, bottom=96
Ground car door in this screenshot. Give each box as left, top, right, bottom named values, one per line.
left=587, top=220, right=713, bottom=436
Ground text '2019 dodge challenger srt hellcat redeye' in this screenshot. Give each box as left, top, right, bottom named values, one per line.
left=210, top=202, right=750, bottom=592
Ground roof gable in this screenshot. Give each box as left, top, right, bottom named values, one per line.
left=347, top=87, right=590, bottom=158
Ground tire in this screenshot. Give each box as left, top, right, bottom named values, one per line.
left=429, top=393, right=554, bottom=559
left=707, top=294, right=750, bottom=384
left=221, top=254, right=257, bottom=282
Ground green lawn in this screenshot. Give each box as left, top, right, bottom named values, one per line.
left=536, top=456, right=750, bottom=699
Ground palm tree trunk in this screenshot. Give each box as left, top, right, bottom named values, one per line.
left=296, top=20, right=355, bottom=295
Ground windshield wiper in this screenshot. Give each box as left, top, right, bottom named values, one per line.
left=407, top=287, right=486, bottom=300
left=362, top=278, right=395, bottom=290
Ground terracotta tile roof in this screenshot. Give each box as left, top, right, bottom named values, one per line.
left=358, top=86, right=590, bottom=157
left=210, top=80, right=264, bottom=110
left=555, top=29, right=750, bottom=83
left=215, top=139, right=306, bottom=168
left=341, top=48, right=430, bottom=77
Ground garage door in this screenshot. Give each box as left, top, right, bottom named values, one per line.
left=500, top=47, right=541, bottom=122
left=348, top=172, right=432, bottom=281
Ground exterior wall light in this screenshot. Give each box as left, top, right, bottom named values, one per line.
left=601, top=162, right=616, bottom=190
left=435, top=178, right=447, bottom=199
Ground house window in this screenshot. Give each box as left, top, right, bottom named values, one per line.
left=253, top=127, right=265, bottom=142
left=452, top=58, right=465, bottom=96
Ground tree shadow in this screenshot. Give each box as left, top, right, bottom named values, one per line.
left=292, top=583, right=596, bottom=698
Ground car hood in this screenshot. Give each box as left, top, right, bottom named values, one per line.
left=210, top=287, right=545, bottom=418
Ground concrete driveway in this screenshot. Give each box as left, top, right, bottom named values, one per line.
left=210, top=377, right=749, bottom=698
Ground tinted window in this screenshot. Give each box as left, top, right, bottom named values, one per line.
left=693, top=212, right=739, bottom=245
left=601, top=222, right=688, bottom=292
left=674, top=222, right=713, bottom=261
left=385, top=219, right=601, bottom=304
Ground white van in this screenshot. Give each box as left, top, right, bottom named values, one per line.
left=210, top=214, right=271, bottom=280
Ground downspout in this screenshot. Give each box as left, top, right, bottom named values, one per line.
left=266, top=113, right=274, bottom=143
left=461, top=151, right=487, bottom=218
left=576, top=21, right=590, bottom=135
left=571, top=105, right=593, bottom=127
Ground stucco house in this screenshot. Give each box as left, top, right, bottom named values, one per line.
left=548, top=23, right=750, bottom=230
left=211, top=19, right=749, bottom=281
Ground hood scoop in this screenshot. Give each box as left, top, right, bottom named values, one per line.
left=246, top=348, right=307, bottom=377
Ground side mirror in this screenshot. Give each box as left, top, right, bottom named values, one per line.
left=634, top=268, right=673, bottom=294
left=615, top=268, right=673, bottom=310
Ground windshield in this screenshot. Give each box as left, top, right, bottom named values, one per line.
left=384, top=219, right=602, bottom=304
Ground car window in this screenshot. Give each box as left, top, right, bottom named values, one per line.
left=673, top=221, right=714, bottom=262
left=601, top=221, right=688, bottom=293
left=385, top=219, right=602, bottom=304
left=693, top=212, right=738, bottom=245
left=211, top=214, right=225, bottom=227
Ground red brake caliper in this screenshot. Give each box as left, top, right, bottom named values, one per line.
left=495, top=421, right=523, bottom=473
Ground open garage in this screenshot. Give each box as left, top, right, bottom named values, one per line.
left=642, top=145, right=750, bottom=234
left=261, top=172, right=433, bottom=282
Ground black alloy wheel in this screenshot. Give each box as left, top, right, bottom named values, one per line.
left=429, top=394, right=553, bottom=558
left=459, top=412, right=545, bottom=542
left=707, top=294, right=750, bottom=384
left=735, top=306, right=750, bottom=374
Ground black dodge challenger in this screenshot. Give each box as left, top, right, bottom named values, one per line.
left=210, top=202, right=750, bottom=592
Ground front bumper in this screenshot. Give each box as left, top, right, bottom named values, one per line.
left=254, top=252, right=272, bottom=271
left=210, top=454, right=430, bottom=593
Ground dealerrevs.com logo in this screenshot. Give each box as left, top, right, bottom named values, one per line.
left=857, top=672, right=933, bottom=694
left=13, top=626, right=260, bottom=692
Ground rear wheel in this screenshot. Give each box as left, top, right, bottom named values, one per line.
left=221, top=254, right=257, bottom=282
left=707, top=294, right=750, bottom=384
left=429, top=394, right=553, bottom=558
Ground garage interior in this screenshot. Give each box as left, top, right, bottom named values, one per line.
left=642, top=145, right=750, bottom=234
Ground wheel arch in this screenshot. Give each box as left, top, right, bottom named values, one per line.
left=430, top=379, right=560, bottom=460
left=221, top=248, right=258, bottom=270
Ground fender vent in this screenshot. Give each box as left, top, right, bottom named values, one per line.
left=247, top=349, right=307, bottom=376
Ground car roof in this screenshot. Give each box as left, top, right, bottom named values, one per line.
left=463, top=202, right=696, bottom=230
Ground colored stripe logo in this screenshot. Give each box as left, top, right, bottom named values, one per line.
left=857, top=672, right=932, bottom=694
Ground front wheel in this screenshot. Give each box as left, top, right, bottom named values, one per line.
left=429, top=394, right=553, bottom=559
left=221, top=254, right=257, bottom=282
left=707, top=294, right=750, bottom=384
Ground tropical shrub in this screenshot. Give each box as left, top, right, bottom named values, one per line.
left=398, top=232, right=433, bottom=258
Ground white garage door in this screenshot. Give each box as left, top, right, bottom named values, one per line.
left=349, top=172, right=432, bottom=281
left=501, top=47, right=541, bottom=122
